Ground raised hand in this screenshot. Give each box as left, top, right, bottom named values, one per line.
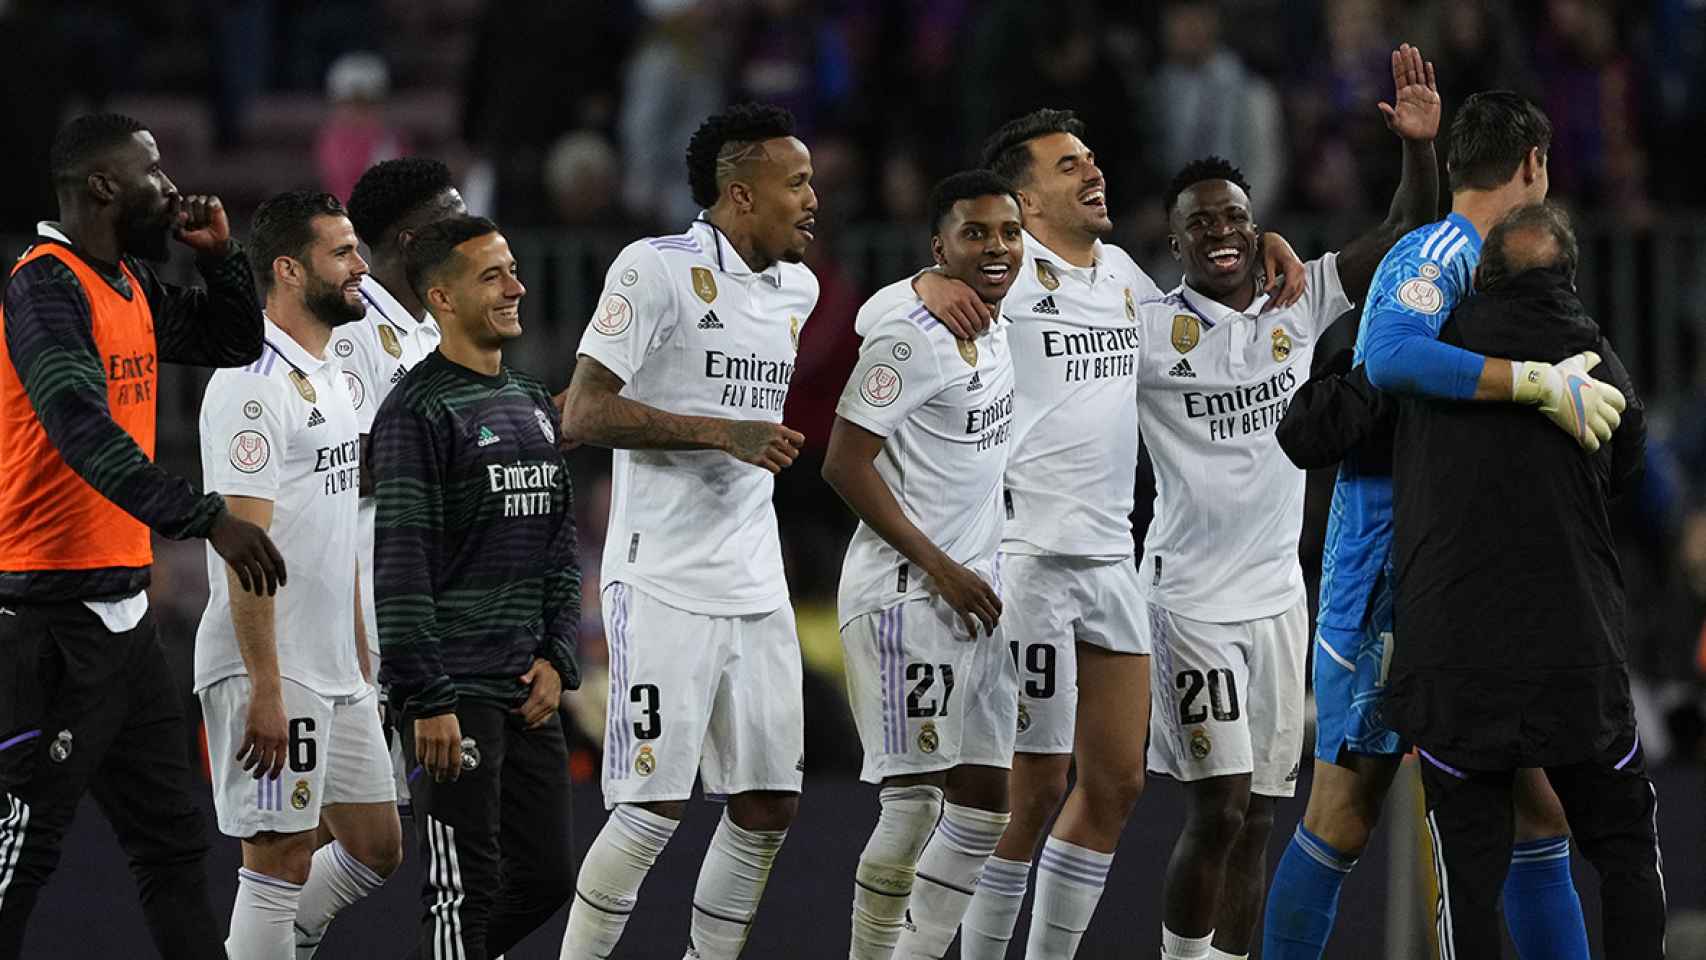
left=174, top=194, right=233, bottom=255
left=1378, top=43, right=1441, bottom=143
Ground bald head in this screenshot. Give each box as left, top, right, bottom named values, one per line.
left=1477, top=202, right=1578, bottom=290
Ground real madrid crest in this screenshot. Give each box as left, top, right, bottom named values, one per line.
left=917, top=721, right=940, bottom=754
left=1190, top=728, right=1212, bottom=760
left=1125, top=287, right=1136, bottom=323
left=635, top=744, right=657, bottom=776
left=789, top=314, right=801, bottom=351
left=691, top=266, right=718, bottom=304
left=1271, top=326, right=1292, bottom=362
left=378, top=324, right=402, bottom=358
left=1016, top=704, right=1031, bottom=735
left=288, top=369, right=316, bottom=403
left=956, top=338, right=978, bottom=367
left=1036, top=260, right=1060, bottom=291
left=291, top=779, right=311, bottom=810
left=1171, top=314, right=1200, bottom=354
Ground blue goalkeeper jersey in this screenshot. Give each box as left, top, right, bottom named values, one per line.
left=1318, top=213, right=1484, bottom=632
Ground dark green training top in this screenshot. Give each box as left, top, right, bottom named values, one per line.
left=373, top=349, right=581, bottom=717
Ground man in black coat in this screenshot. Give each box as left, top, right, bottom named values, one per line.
left=1388, top=203, right=1663, bottom=959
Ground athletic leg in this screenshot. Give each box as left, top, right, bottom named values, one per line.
left=404, top=701, right=507, bottom=960
left=485, top=712, right=575, bottom=957
left=1503, top=768, right=1587, bottom=960
left=1418, top=752, right=1513, bottom=959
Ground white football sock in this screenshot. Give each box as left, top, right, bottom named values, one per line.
left=226, top=867, right=303, bottom=960
left=560, top=805, right=678, bottom=959
left=894, top=802, right=1010, bottom=958
left=294, top=840, right=388, bottom=958
left=685, top=811, right=788, bottom=960
left=1205, top=949, right=1248, bottom=960
left=1025, top=837, right=1111, bottom=958
left=959, top=855, right=1030, bottom=959
left=850, top=785, right=943, bottom=960
left=1161, top=925, right=1214, bottom=960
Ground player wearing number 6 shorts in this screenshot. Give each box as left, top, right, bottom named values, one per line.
left=194, top=191, right=400, bottom=958
left=825, top=171, right=1023, bottom=960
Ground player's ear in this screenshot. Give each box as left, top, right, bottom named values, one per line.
left=728, top=179, right=755, bottom=213
left=87, top=171, right=119, bottom=204
left=1015, top=188, right=1041, bottom=218
left=930, top=233, right=946, bottom=268
left=426, top=284, right=454, bottom=317
left=1167, top=233, right=1182, bottom=262
left=273, top=256, right=300, bottom=290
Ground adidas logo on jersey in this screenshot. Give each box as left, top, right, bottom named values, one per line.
left=1032, top=296, right=1059, bottom=315
left=477, top=425, right=501, bottom=447
left=698, top=310, right=723, bottom=330
left=967, top=370, right=983, bottom=392
left=306, top=407, right=325, bottom=427
left=1168, top=358, right=1196, bottom=378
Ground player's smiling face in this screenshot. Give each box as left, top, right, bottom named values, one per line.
left=1021, top=132, right=1111, bottom=237
left=1170, top=179, right=1258, bottom=301
left=445, top=232, right=526, bottom=345
left=747, top=136, right=818, bottom=266
left=299, top=213, right=369, bottom=328
left=932, top=193, right=1024, bottom=306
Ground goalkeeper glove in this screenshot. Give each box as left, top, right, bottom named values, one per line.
left=1512, top=351, right=1627, bottom=452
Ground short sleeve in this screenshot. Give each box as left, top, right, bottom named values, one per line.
left=835, top=314, right=943, bottom=438
left=1302, top=252, right=1356, bottom=336
left=201, top=370, right=290, bottom=501
left=575, top=242, right=681, bottom=383
left=329, top=323, right=385, bottom=432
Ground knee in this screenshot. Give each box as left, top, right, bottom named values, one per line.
left=350, top=834, right=403, bottom=879
left=1080, top=765, right=1145, bottom=821
left=1013, top=763, right=1070, bottom=821
left=1239, top=799, right=1277, bottom=843
left=727, top=792, right=798, bottom=833
left=1184, top=798, right=1247, bottom=848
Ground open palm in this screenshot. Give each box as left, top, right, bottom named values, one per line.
left=1379, top=42, right=1440, bottom=142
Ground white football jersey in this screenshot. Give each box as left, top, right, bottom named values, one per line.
left=195, top=316, right=364, bottom=697
left=835, top=279, right=1016, bottom=627
left=1002, top=232, right=1161, bottom=558
left=577, top=218, right=819, bottom=616
left=329, top=274, right=441, bottom=658
left=1136, top=253, right=1353, bottom=622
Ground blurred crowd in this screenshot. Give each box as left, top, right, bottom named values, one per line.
left=5, top=0, right=1706, bottom=769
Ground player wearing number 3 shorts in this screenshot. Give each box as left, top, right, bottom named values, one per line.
left=558, top=104, right=819, bottom=960
left=825, top=171, right=1023, bottom=960
left=194, top=192, right=400, bottom=958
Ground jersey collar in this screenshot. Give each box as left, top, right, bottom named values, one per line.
left=358, top=273, right=419, bottom=331
left=1023, top=229, right=1104, bottom=285
left=261, top=314, right=330, bottom=375
left=1176, top=281, right=1269, bottom=330
left=692, top=215, right=786, bottom=288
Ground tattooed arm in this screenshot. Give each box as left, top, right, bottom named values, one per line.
left=560, top=355, right=803, bottom=474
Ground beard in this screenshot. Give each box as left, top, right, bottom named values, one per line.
left=116, top=191, right=174, bottom=262
left=304, top=277, right=367, bottom=328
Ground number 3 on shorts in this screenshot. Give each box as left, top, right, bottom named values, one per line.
left=1175, top=668, right=1240, bottom=725
left=630, top=683, right=662, bottom=739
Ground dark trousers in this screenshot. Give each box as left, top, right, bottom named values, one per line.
left=1418, top=734, right=1667, bottom=960
left=0, top=601, right=222, bottom=960
left=401, top=698, right=575, bottom=960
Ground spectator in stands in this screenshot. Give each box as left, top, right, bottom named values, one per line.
left=1534, top=0, right=1651, bottom=222
left=619, top=0, right=727, bottom=227
left=314, top=52, right=409, bottom=202
left=542, top=131, right=622, bottom=227
left=729, top=0, right=853, bottom=139
left=1154, top=0, right=1284, bottom=220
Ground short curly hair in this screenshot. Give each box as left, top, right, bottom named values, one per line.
left=50, top=113, right=148, bottom=185
left=980, top=109, right=1086, bottom=187
left=684, top=103, right=797, bottom=210
left=1162, top=155, right=1253, bottom=218
left=928, top=170, right=1020, bottom=234
left=346, top=157, right=456, bottom=249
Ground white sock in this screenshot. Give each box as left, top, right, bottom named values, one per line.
left=560, top=805, right=678, bottom=959
left=226, top=867, right=303, bottom=960
left=959, top=855, right=1030, bottom=959
left=1025, top=837, right=1112, bottom=958
left=1205, top=950, right=1247, bottom=960
left=1160, top=925, right=1214, bottom=960
left=685, top=811, right=788, bottom=960
left=850, top=785, right=943, bottom=960
left=894, top=802, right=1011, bottom=958
left=293, top=841, right=388, bottom=958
